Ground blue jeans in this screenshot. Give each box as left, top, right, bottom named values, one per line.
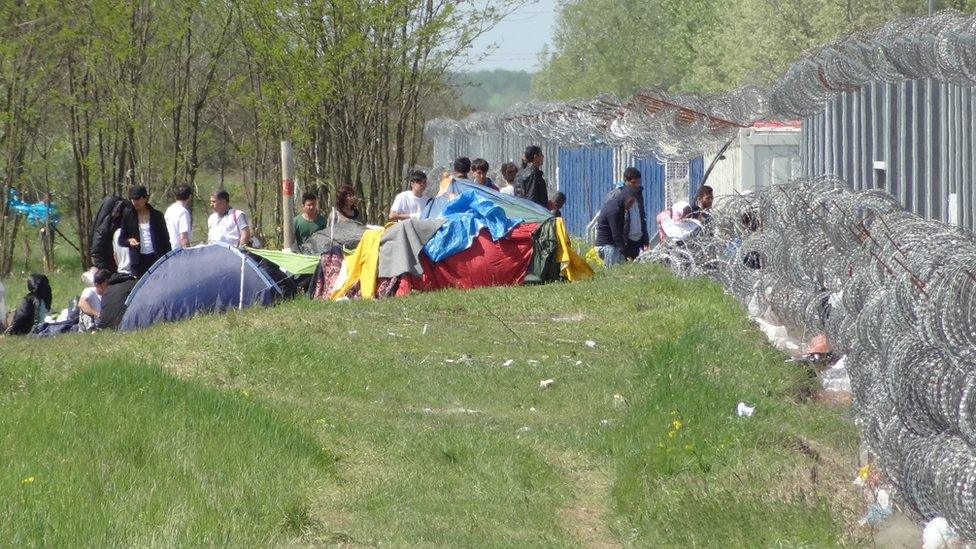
left=597, top=245, right=625, bottom=267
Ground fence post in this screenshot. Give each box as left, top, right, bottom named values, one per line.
left=281, top=140, right=295, bottom=251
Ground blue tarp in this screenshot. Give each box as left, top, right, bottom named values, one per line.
left=423, top=179, right=552, bottom=222
left=119, top=243, right=282, bottom=331
left=422, top=190, right=522, bottom=262
left=8, top=189, right=60, bottom=229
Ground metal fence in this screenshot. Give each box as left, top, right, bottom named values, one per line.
left=429, top=132, right=703, bottom=236
left=802, top=80, right=976, bottom=230
left=647, top=177, right=976, bottom=539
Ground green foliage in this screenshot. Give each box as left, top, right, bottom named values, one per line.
left=536, top=0, right=976, bottom=99
left=0, top=265, right=864, bottom=545
left=0, top=1, right=519, bottom=275
left=450, top=69, right=533, bottom=112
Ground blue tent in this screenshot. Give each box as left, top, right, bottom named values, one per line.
left=119, top=243, right=283, bottom=331
left=423, top=179, right=552, bottom=222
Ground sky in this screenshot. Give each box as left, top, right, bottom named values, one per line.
left=462, top=0, right=559, bottom=73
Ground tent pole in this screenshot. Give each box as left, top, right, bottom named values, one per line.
left=281, top=140, right=295, bottom=251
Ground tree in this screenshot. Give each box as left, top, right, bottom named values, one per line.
left=534, top=0, right=976, bottom=100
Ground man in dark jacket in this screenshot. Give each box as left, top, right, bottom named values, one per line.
left=121, top=185, right=171, bottom=277
left=514, top=145, right=549, bottom=207
left=594, top=186, right=640, bottom=267
left=90, top=194, right=125, bottom=271
left=619, top=167, right=649, bottom=259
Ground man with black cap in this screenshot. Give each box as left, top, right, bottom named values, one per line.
left=121, top=185, right=171, bottom=277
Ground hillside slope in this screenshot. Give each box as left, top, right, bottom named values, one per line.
left=0, top=265, right=865, bottom=546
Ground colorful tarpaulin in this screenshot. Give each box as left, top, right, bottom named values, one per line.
left=423, top=190, right=520, bottom=262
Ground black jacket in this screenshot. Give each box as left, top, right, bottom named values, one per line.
left=90, top=195, right=125, bottom=271
left=5, top=274, right=52, bottom=335
left=96, top=274, right=139, bottom=330
left=514, top=165, right=549, bottom=207
left=121, top=204, right=171, bottom=272
left=595, top=187, right=639, bottom=251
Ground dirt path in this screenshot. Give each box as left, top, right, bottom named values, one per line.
left=559, top=465, right=621, bottom=548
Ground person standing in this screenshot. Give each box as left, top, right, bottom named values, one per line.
left=165, top=184, right=193, bottom=249
left=294, top=192, right=327, bottom=246
left=515, top=145, right=549, bottom=207
left=207, top=189, right=251, bottom=247
left=389, top=171, right=431, bottom=221
left=594, top=187, right=640, bottom=267
left=122, top=185, right=171, bottom=277
left=334, top=185, right=362, bottom=222
left=498, top=162, right=518, bottom=195
left=470, top=158, right=499, bottom=190
left=619, top=167, right=649, bottom=259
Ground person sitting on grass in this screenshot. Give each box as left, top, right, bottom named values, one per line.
left=78, top=269, right=111, bottom=332
left=5, top=274, right=52, bottom=335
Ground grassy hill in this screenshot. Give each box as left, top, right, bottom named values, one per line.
left=0, top=265, right=866, bottom=545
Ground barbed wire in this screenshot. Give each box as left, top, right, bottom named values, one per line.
left=426, top=10, right=976, bottom=161
left=646, top=177, right=976, bottom=538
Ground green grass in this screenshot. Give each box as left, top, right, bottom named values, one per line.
left=0, top=264, right=865, bottom=546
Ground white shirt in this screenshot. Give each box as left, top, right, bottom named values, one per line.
left=80, top=286, right=103, bottom=316
left=390, top=191, right=431, bottom=219
left=79, top=286, right=102, bottom=331
left=500, top=184, right=515, bottom=196
left=165, top=202, right=192, bottom=249
left=628, top=202, right=642, bottom=241
left=138, top=221, right=155, bottom=254
left=208, top=208, right=248, bottom=246
left=112, top=228, right=131, bottom=274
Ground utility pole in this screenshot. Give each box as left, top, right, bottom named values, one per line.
left=929, top=0, right=934, bottom=14
left=281, top=140, right=295, bottom=251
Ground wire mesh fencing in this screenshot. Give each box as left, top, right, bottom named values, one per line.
left=646, top=177, right=976, bottom=537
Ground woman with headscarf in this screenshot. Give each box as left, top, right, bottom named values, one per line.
left=5, top=274, right=52, bottom=335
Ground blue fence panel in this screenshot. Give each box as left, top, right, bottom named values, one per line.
left=557, top=146, right=615, bottom=236
left=633, top=156, right=666, bottom=220
left=688, top=156, right=705, bottom=202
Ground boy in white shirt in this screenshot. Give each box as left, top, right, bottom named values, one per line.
left=389, top=171, right=431, bottom=221
left=165, top=184, right=193, bottom=249
left=79, top=269, right=111, bottom=331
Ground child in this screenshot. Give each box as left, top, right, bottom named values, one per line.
left=79, top=269, right=111, bottom=332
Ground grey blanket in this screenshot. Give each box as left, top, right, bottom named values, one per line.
left=300, top=219, right=366, bottom=254
left=378, top=218, right=446, bottom=278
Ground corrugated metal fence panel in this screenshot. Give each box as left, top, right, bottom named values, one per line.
left=802, top=79, right=976, bottom=231
left=633, top=156, right=666, bottom=219
left=688, top=156, right=704, bottom=202
left=557, top=145, right=616, bottom=236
